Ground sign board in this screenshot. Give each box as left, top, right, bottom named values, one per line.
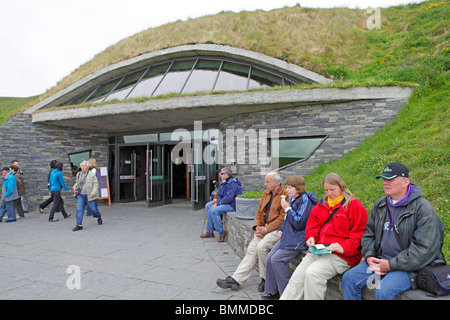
left=95, top=167, right=111, bottom=206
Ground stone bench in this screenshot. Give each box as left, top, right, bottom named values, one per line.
left=223, top=211, right=449, bottom=300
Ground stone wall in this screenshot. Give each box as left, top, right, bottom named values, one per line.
left=0, top=113, right=108, bottom=211
left=220, top=98, right=405, bottom=191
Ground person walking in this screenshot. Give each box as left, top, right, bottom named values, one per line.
left=39, top=160, right=58, bottom=213
left=48, top=161, right=71, bottom=222
left=72, top=161, right=103, bottom=231
left=1, top=166, right=18, bottom=223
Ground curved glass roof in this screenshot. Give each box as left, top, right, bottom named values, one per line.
left=64, top=57, right=302, bottom=106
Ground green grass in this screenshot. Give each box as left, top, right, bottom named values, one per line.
left=301, top=1, right=450, bottom=260
left=0, top=96, right=39, bottom=124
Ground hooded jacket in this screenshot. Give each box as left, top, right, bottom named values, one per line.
left=1, top=172, right=18, bottom=202
left=49, top=169, right=70, bottom=192
left=278, top=191, right=318, bottom=251
left=216, top=175, right=242, bottom=210
left=361, top=183, right=445, bottom=289
left=306, top=197, right=368, bottom=268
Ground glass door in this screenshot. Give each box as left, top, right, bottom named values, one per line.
left=147, top=144, right=172, bottom=207
left=118, top=145, right=146, bottom=202
left=191, top=142, right=217, bottom=210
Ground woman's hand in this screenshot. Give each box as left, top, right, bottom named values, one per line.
left=306, top=237, right=315, bottom=247
left=327, top=242, right=344, bottom=254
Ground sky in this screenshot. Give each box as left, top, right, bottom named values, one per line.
left=0, top=0, right=425, bottom=97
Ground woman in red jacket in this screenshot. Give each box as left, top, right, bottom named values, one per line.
left=280, top=173, right=368, bottom=300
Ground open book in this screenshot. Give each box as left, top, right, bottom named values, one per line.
left=308, top=244, right=331, bottom=255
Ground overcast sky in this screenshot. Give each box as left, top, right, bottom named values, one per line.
left=0, top=0, right=424, bottom=97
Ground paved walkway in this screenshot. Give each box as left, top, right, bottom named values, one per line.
left=0, top=200, right=262, bottom=300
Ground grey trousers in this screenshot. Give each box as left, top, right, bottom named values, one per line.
left=264, top=241, right=303, bottom=295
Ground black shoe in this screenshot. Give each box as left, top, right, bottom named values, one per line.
left=258, top=278, right=265, bottom=292
left=97, top=218, right=103, bottom=225
left=39, top=207, right=44, bottom=214
left=261, top=292, right=279, bottom=300
left=216, top=276, right=240, bottom=290
left=72, top=225, right=83, bottom=231
left=65, top=213, right=71, bottom=218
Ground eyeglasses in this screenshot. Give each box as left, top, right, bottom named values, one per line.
left=219, top=172, right=225, bottom=175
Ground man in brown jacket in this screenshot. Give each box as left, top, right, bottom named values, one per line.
left=216, top=171, right=287, bottom=292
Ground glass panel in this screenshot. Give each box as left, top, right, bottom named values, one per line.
left=271, top=137, right=325, bottom=168
left=127, top=62, right=171, bottom=99
left=67, top=87, right=97, bottom=105
left=214, top=61, right=250, bottom=91
left=285, top=78, right=300, bottom=86
left=152, top=59, right=196, bottom=96
left=248, top=67, right=283, bottom=89
left=123, top=133, right=158, bottom=143
left=182, top=59, right=221, bottom=94
left=104, top=68, right=147, bottom=101
left=87, top=78, right=122, bottom=103
left=68, top=150, right=92, bottom=176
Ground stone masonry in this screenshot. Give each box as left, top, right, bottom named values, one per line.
left=0, top=113, right=108, bottom=211
left=220, top=98, right=406, bottom=191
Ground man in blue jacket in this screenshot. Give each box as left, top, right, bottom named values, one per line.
left=1, top=166, right=18, bottom=223
left=201, top=166, right=242, bottom=242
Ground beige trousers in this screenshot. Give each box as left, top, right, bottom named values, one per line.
left=232, top=231, right=279, bottom=285
left=280, top=252, right=350, bottom=300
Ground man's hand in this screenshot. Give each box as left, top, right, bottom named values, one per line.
left=367, top=257, right=391, bottom=275
left=255, top=226, right=267, bottom=238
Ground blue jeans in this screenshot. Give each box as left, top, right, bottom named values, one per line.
left=342, top=260, right=411, bottom=300
left=0, top=200, right=16, bottom=222
left=205, top=201, right=234, bottom=236
left=76, top=194, right=101, bottom=226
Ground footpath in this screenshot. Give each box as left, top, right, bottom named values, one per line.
left=0, top=200, right=262, bottom=300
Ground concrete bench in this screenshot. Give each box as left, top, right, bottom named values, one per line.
left=223, top=212, right=449, bottom=300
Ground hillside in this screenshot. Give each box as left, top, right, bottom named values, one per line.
left=1, top=1, right=448, bottom=259
left=0, top=96, right=38, bottom=124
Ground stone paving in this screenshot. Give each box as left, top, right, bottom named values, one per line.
left=0, top=200, right=262, bottom=300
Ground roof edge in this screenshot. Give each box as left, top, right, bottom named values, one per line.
left=26, top=44, right=332, bottom=114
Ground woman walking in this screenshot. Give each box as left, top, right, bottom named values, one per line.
left=48, top=161, right=71, bottom=222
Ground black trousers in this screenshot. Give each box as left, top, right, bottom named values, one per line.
left=48, top=191, right=69, bottom=220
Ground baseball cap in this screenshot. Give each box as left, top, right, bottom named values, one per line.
left=376, top=162, right=409, bottom=180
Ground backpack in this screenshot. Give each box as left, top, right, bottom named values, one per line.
left=417, top=260, right=450, bottom=297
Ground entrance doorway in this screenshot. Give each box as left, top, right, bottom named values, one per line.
left=114, top=143, right=217, bottom=210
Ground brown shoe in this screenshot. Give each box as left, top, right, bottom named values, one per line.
left=200, top=233, right=214, bottom=238
left=218, top=230, right=228, bottom=242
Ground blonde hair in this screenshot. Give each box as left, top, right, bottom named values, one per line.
left=88, top=158, right=97, bottom=168
left=323, top=173, right=353, bottom=208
